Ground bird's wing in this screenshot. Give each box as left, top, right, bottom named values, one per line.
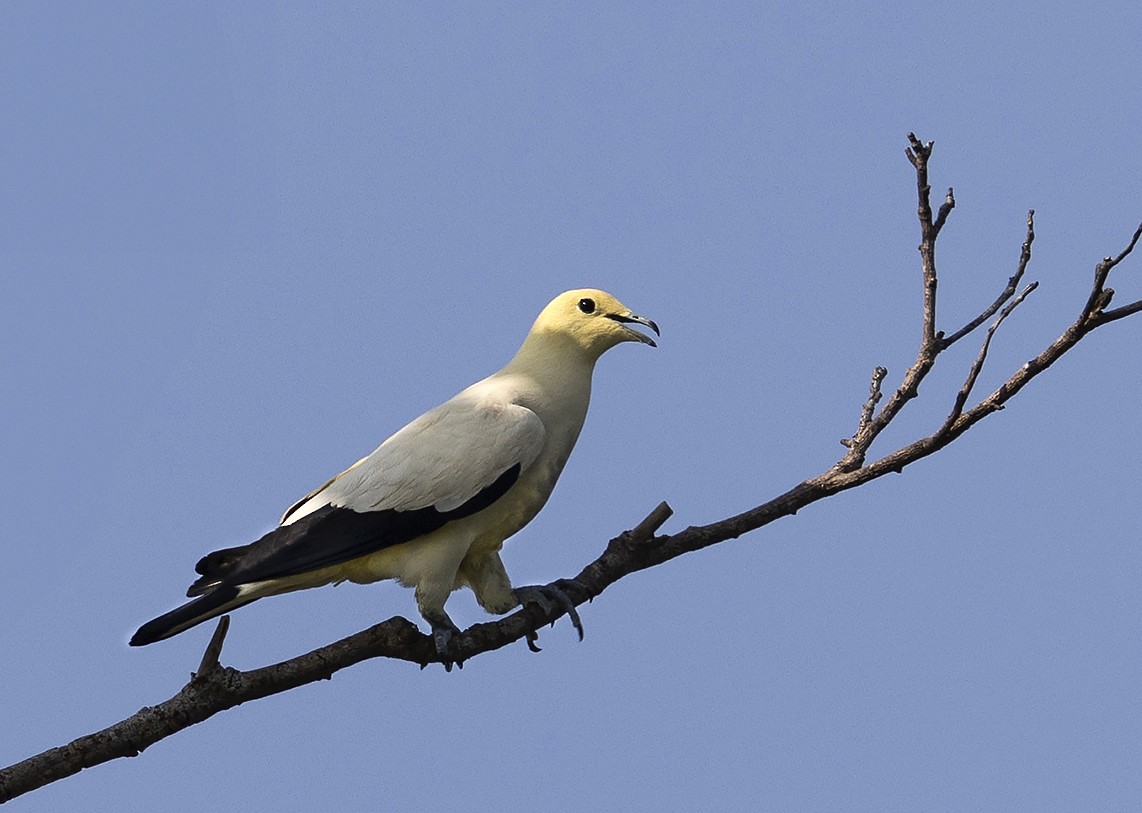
left=309, top=397, right=545, bottom=515
left=190, top=394, right=546, bottom=592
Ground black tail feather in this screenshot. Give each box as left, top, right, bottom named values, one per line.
left=130, top=585, right=253, bottom=646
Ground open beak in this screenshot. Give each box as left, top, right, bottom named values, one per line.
left=606, top=311, right=660, bottom=347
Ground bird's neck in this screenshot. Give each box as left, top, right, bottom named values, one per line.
left=497, top=330, right=597, bottom=423
left=503, top=330, right=599, bottom=380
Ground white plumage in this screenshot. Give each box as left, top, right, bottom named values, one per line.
left=132, top=289, right=658, bottom=659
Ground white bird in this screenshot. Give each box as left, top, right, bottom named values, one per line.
left=131, top=289, right=658, bottom=663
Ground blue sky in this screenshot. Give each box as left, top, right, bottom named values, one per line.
left=3, top=2, right=1141, bottom=810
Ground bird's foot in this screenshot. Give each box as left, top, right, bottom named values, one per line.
left=428, top=616, right=464, bottom=672
left=514, top=579, right=586, bottom=651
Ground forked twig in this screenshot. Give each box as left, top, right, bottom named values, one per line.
left=942, top=210, right=1036, bottom=348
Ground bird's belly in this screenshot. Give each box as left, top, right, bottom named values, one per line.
left=464, top=477, right=551, bottom=558
left=336, top=525, right=469, bottom=588
left=335, top=462, right=558, bottom=587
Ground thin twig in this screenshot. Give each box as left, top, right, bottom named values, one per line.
left=933, top=188, right=955, bottom=237
left=943, top=210, right=1036, bottom=348
left=1084, top=222, right=1142, bottom=323
left=838, top=136, right=948, bottom=465
left=939, top=281, right=1039, bottom=434
left=839, top=366, right=888, bottom=465
left=630, top=501, right=674, bottom=540
left=906, top=133, right=942, bottom=347
left=194, top=616, right=230, bottom=678
left=1092, top=297, right=1142, bottom=326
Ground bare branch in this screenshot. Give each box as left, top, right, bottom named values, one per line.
left=905, top=132, right=933, bottom=177
left=939, top=281, right=1039, bottom=434
left=3, top=137, right=1140, bottom=805
left=1085, top=222, right=1142, bottom=326
left=905, top=133, right=943, bottom=348
left=629, top=500, right=674, bottom=540
left=942, top=210, right=1036, bottom=348
left=1093, top=297, right=1142, bottom=326
left=839, top=366, right=888, bottom=466
left=0, top=500, right=683, bottom=802
left=836, top=136, right=952, bottom=466
left=195, top=616, right=230, bottom=677
left=933, top=187, right=956, bottom=236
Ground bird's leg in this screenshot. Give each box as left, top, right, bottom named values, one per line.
left=513, top=578, right=586, bottom=643
left=417, top=565, right=471, bottom=670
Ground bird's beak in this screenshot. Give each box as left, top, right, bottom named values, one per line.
left=606, top=311, right=660, bottom=347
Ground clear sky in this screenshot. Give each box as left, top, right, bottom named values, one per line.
left=3, top=3, right=1141, bottom=811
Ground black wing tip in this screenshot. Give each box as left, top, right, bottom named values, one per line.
left=129, top=626, right=160, bottom=647
left=194, top=544, right=252, bottom=578
left=130, top=614, right=174, bottom=646
left=130, top=585, right=244, bottom=647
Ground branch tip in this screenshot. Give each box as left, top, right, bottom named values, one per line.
left=933, top=188, right=956, bottom=234
left=839, top=366, right=889, bottom=462
left=195, top=616, right=230, bottom=678
left=942, top=210, right=1038, bottom=349
left=631, top=501, right=673, bottom=541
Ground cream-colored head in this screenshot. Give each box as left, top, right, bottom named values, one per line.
left=526, top=289, right=659, bottom=359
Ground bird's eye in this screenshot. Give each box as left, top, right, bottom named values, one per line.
left=578, top=297, right=596, bottom=314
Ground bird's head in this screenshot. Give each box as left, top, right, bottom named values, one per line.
left=529, top=289, right=659, bottom=358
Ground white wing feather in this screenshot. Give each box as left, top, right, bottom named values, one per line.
left=281, top=390, right=546, bottom=524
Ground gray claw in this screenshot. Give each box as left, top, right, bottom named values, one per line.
left=514, top=580, right=586, bottom=643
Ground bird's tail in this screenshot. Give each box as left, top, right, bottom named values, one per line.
left=130, top=585, right=255, bottom=646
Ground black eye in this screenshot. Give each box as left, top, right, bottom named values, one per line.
left=578, top=297, right=596, bottom=314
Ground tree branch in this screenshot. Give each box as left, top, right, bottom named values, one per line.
left=939, top=280, right=1038, bottom=434
left=3, top=136, right=1140, bottom=805
left=942, top=210, right=1036, bottom=348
